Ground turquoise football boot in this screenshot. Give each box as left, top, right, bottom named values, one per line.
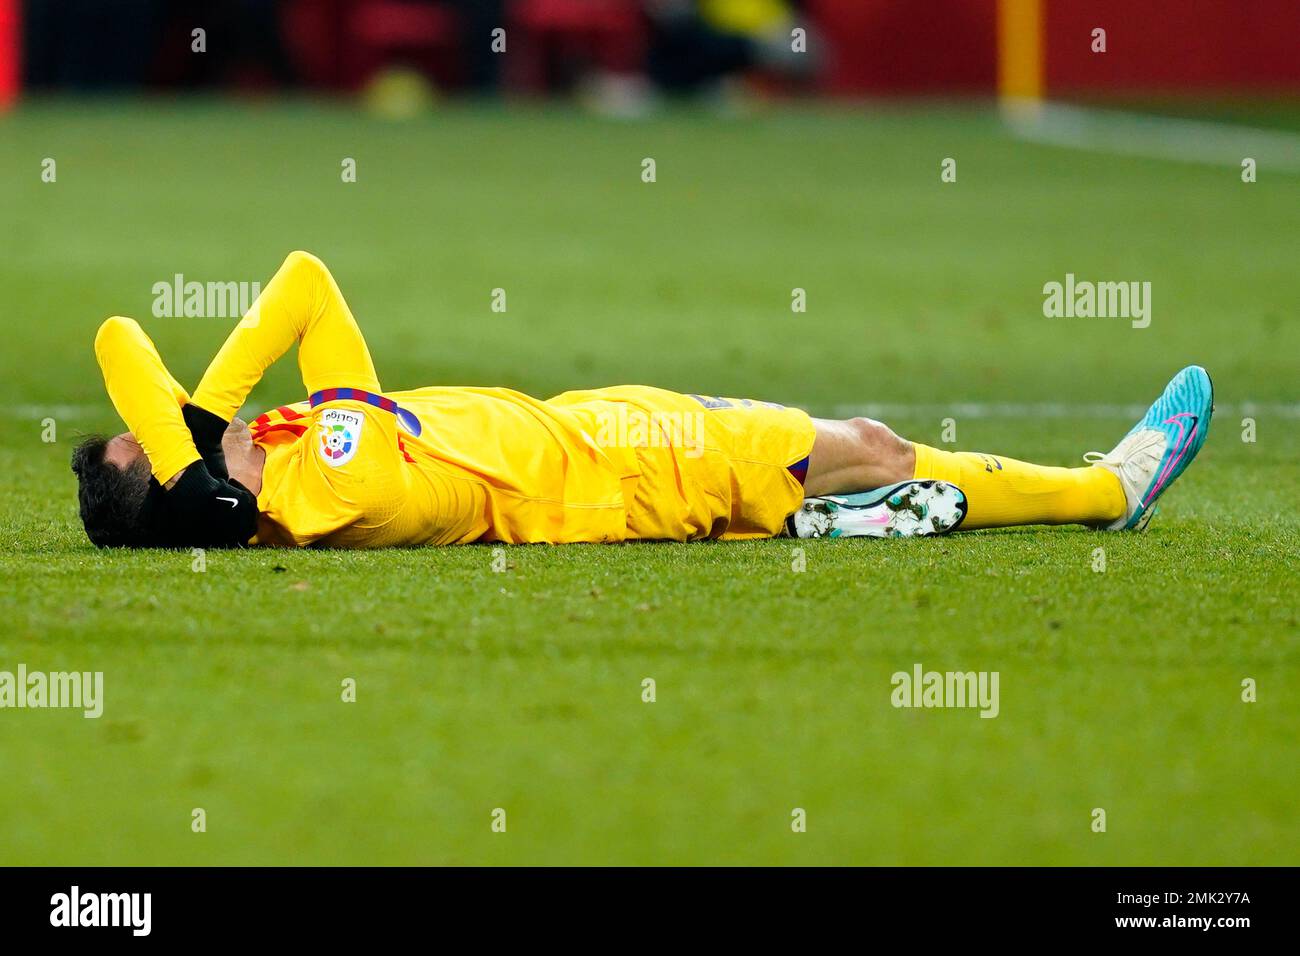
left=1084, top=365, right=1214, bottom=531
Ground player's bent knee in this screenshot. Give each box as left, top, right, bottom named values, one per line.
left=847, top=416, right=892, bottom=451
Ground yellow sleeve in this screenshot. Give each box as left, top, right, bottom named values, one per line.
left=189, top=251, right=381, bottom=420
left=94, top=316, right=201, bottom=484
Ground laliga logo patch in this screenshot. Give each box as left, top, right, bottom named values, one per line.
left=318, top=408, right=365, bottom=467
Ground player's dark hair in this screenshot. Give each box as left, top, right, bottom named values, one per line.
left=70, top=434, right=153, bottom=548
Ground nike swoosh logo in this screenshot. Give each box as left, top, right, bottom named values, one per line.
left=1142, top=413, right=1198, bottom=506
left=216, top=496, right=239, bottom=508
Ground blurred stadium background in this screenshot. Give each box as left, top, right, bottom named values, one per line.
left=6, top=0, right=1300, bottom=105
left=0, top=2, right=1297, bottom=865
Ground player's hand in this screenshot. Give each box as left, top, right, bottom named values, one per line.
left=162, top=460, right=258, bottom=548
left=182, top=402, right=230, bottom=479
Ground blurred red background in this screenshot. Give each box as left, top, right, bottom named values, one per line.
left=3, top=0, right=1299, bottom=100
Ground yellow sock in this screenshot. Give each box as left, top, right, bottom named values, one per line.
left=911, top=444, right=1124, bottom=529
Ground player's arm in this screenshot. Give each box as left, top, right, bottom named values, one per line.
left=94, top=316, right=200, bottom=485
left=188, top=250, right=381, bottom=422
left=94, top=317, right=258, bottom=546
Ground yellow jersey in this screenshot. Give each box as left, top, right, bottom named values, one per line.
left=95, top=252, right=814, bottom=549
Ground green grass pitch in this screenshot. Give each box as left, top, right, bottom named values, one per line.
left=0, top=101, right=1296, bottom=865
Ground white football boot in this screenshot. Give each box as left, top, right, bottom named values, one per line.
left=788, top=480, right=968, bottom=539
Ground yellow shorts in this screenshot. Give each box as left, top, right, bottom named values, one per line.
left=548, top=385, right=816, bottom=541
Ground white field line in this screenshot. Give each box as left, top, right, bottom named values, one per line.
left=17, top=404, right=104, bottom=419
left=822, top=402, right=1300, bottom=419
left=1003, top=101, right=1300, bottom=173
left=22, top=401, right=1300, bottom=421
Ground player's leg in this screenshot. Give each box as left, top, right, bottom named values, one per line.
left=803, top=416, right=915, bottom=496
left=797, top=417, right=971, bottom=537
left=798, top=366, right=1212, bottom=536
left=802, top=414, right=1122, bottom=534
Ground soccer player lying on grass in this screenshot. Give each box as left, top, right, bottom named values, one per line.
left=72, top=251, right=1213, bottom=549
